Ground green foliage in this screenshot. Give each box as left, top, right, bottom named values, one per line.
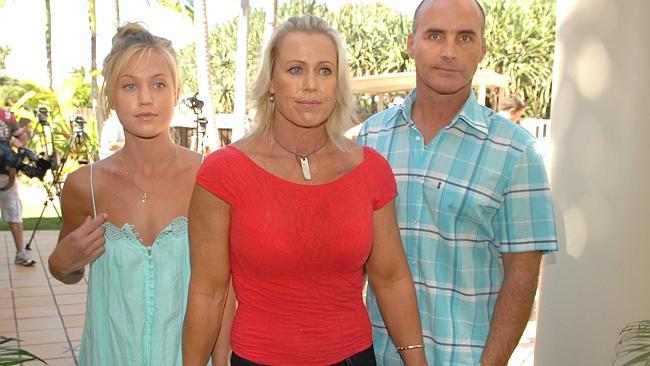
left=176, top=0, right=555, bottom=118
left=0, top=77, right=99, bottom=179
left=0, top=336, right=47, bottom=365
left=481, top=0, right=556, bottom=118
left=332, top=3, right=412, bottom=77
left=177, top=1, right=412, bottom=114
left=63, top=67, right=92, bottom=109
left=0, top=46, right=10, bottom=72
left=615, top=320, right=650, bottom=365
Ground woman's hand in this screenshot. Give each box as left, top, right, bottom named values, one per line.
left=49, top=214, right=107, bottom=284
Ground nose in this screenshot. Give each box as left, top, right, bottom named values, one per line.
left=138, top=86, right=153, bottom=106
left=302, top=72, right=317, bottom=92
left=440, top=39, right=457, bottom=61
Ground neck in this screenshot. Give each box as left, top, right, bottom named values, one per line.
left=271, top=120, right=329, bottom=156
left=413, top=82, right=471, bottom=129
left=120, top=136, right=177, bottom=172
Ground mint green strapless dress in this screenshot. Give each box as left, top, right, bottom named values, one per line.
left=80, top=165, right=192, bottom=366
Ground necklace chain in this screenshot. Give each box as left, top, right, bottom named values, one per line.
left=272, top=134, right=328, bottom=181
left=120, top=146, right=178, bottom=203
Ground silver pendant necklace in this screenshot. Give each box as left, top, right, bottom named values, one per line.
left=272, top=134, right=328, bottom=181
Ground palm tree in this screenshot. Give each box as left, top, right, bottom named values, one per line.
left=88, top=0, right=104, bottom=131
left=261, top=0, right=277, bottom=54
left=152, top=0, right=217, bottom=149
left=114, top=0, right=120, bottom=28
left=234, top=0, right=249, bottom=122
left=45, top=0, right=53, bottom=90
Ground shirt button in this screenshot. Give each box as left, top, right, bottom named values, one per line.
left=413, top=219, right=418, bottom=225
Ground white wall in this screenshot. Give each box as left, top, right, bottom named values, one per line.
left=535, top=0, right=650, bottom=364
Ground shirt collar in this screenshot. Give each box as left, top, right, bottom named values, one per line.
left=400, top=88, right=490, bottom=136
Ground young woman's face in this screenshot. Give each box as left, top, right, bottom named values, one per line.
left=112, top=50, right=178, bottom=139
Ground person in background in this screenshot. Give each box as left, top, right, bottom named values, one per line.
left=99, top=113, right=125, bottom=159
left=357, top=0, right=558, bottom=365
left=48, top=23, right=232, bottom=365
left=183, top=15, right=427, bottom=366
left=0, top=103, right=36, bottom=266
left=498, top=94, right=527, bottom=124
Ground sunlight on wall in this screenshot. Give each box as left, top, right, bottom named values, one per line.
left=572, top=39, right=611, bottom=100
left=562, top=206, right=587, bottom=258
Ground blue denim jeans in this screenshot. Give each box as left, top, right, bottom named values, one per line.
left=231, top=345, right=377, bottom=366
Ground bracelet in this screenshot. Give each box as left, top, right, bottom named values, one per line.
left=396, top=344, right=424, bottom=351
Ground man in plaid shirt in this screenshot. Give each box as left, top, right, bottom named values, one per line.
left=357, top=0, right=558, bottom=365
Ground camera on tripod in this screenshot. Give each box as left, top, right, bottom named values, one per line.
left=34, top=106, right=49, bottom=125
left=0, top=144, right=52, bottom=181
left=184, top=93, right=205, bottom=114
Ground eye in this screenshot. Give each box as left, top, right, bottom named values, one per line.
left=288, top=66, right=301, bottom=75
left=319, top=67, right=332, bottom=76
left=122, top=83, right=136, bottom=90
left=153, top=81, right=166, bottom=89
left=429, top=33, right=441, bottom=40
left=459, top=34, right=473, bottom=43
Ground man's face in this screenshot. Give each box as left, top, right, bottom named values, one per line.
left=408, top=0, right=487, bottom=97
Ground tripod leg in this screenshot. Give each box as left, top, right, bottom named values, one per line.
left=25, top=199, right=50, bottom=250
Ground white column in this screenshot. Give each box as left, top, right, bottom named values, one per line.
left=535, top=0, right=650, bottom=364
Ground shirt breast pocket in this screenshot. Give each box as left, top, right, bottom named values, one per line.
left=424, top=179, right=499, bottom=235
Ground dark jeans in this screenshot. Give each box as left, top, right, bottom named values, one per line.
left=231, top=345, right=377, bottom=366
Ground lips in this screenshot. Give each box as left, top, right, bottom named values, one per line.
left=296, top=99, right=321, bottom=106
left=433, top=66, right=461, bottom=73
left=136, top=112, right=157, bottom=119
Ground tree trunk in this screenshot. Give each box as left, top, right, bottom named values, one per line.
left=114, top=0, right=120, bottom=29
left=45, top=0, right=52, bottom=90
left=233, top=0, right=249, bottom=141
left=89, top=0, right=104, bottom=132
left=194, top=0, right=216, bottom=150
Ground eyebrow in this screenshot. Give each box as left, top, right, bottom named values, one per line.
left=119, top=73, right=169, bottom=79
left=425, top=28, right=479, bottom=36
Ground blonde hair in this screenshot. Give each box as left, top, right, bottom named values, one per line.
left=101, top=22, right=181, bottom=114
left=248, top=15, right=355, bottom=151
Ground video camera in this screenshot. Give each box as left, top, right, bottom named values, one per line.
left=0, top=144, right=52, bottom=180
left=184, top=93, right=205, bottom=114
left=34, top=106, right=49, bottom=125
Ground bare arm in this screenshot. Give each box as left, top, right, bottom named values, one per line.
left=48, top=169, right=107, bottom=284
left=480, top=251, right=542, bottom=366
left=366, top=200, right=427, bottom=366
left=211, top=281, right=236, bottom=366
left=183, top=185, right=232, bottom=366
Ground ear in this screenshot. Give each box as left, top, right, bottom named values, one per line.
left=479, top=38, right=487, bottom=62
left=407, top=33, right=415, bottom=59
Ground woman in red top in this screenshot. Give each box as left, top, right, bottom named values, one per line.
left=183, top=15, right=427, bottom=366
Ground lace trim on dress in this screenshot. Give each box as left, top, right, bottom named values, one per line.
left=103, top=216, right=188, bottom=244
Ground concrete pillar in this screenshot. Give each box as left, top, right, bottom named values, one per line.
left=535, top=0, right=650, bottom=364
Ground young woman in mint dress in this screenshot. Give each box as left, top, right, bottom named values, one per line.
left=48, top=23, right=233, bottom=366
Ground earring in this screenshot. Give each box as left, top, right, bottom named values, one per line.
left=268, top=92, right=275, bottom=103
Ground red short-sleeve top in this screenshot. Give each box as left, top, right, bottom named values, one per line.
left=196, top=145, right=397, bottom=365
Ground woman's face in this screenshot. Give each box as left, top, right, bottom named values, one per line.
left=112, top=50, right=178, bottom=139
left=270, top=31, right=338, bottom=129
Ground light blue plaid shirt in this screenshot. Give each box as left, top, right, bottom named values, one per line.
left=358, top=90, right=558, bottom=365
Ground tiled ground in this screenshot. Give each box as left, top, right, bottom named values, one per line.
left=1, top=230, right=84, bottom=365
left=0, top=228, right=535, bottom=366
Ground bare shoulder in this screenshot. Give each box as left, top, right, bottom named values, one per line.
left=60, top=164, right=93, bottom=218
left=340, top=139, right=365, bottom=165
left=176, top=145, right=203, bottom=172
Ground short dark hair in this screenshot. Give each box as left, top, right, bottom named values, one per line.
left=499, top=94, right=527, bottom=112
left=412, top=0, right=486, bottom=36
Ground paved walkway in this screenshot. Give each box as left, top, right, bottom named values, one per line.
left=0, top=229, right=535, bottom=365
left=0, top=230, right=84, bottom=365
